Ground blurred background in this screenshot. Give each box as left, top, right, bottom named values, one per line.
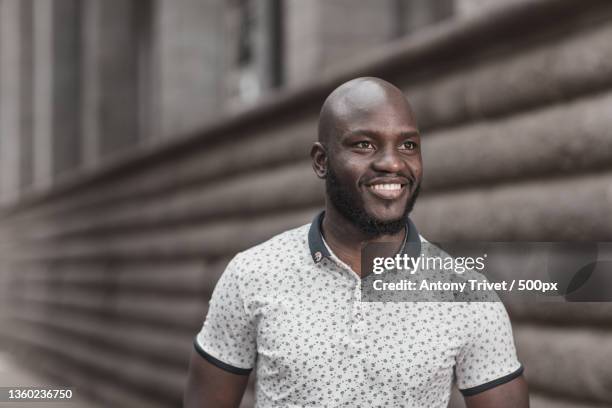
left=1, top=0, right=612, bottom=407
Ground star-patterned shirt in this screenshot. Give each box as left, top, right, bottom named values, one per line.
left=195, top=211, right=523, bottom=407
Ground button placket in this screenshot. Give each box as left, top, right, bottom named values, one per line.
left=325, top=252, right=365, bottom=340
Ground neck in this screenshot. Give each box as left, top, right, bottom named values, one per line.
left=321, top=203, right=406, bottom=276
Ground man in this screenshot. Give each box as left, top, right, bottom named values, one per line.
left=184, top=77, right=529, bottom=407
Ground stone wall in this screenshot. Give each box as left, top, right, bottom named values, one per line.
left=1, top=0, right=612, bottom=407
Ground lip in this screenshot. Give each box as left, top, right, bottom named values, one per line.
left=364, top=177, right=410, bottom=201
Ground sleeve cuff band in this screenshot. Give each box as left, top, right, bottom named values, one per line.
left=193, top=337, right=253, bottom=376
left=460, top=364, right=524, bottom=397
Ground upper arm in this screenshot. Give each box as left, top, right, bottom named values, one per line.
left=184, top=349, right=250, bottom=408
left=465, top=374, right=529, bottom=408
left=184, top=255, right=257, bottom=407
left=455, top=302, right=525, bottom=400
left=195, top=255, right=257, bottom=371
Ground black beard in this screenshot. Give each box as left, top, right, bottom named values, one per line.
left=325, top=166, right=420, bottom=237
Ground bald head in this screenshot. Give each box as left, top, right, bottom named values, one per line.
left=318, top=77, right=417, bottom=145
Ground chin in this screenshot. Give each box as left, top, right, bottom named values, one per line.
left=365, top=205, right=408, bottom=223
left=365, top=213, right=407, bottom=228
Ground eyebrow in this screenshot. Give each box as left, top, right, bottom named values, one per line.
left=345, top=129, right=420, bottom=138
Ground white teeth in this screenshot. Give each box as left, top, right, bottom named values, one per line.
left=371, top=184, right=401, bottom=190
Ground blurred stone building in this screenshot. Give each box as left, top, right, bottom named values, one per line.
left=0, top=0, right=461, bottom=200
left=1, top=0, right=612, bottom=407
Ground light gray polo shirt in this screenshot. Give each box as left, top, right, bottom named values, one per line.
left=195, top=212, right=523, bottom=407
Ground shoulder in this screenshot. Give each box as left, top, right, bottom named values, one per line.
left=216, top=223, right=312, bottom=304
left=229, top=222, right=311, bottom=276
left=236, top=222, right=310, bottom=260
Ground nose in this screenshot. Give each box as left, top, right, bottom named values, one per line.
left=371, top=146, right=403, bottom=173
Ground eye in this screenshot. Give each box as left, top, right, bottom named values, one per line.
left=400, top=141, right=418, bottom=151
left=354, top=141, right=374, bottom=149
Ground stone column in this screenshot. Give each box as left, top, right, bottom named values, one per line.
left=19, top=0, right=34, bottom=190
left=3, top=0, right=86, bottom=194
left=0, top=0, right=23, bottom=204
left=81, top=0, right=141, bottom=164
left=80, top=0, right=100, bottom=167
left=51, top=0, right=82, bottom=176
left=284, top=0, right=398, bottom=86
left=154, top=0, right=226, bottom=138
left=32, top=0, right=54, bottom=189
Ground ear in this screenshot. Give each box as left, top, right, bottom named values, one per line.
left=310, top=142, right=328, bottom=179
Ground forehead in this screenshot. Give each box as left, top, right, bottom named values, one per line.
left=332, top=84, right=417, bottom=136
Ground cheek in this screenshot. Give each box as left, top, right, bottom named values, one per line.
left=408, top=158, right=423, bottom=180
left=334, top=157, right=367, bottom=185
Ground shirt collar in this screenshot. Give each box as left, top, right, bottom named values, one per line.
left=308, top=210, right=422, bottom=264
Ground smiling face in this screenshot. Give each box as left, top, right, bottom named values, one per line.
left=313, top=78, right=423, bottom=236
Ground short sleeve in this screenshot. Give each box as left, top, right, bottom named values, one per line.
left=455, top=301, right=523, bottom=396
left=194, top=254, right=256, bottom=375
